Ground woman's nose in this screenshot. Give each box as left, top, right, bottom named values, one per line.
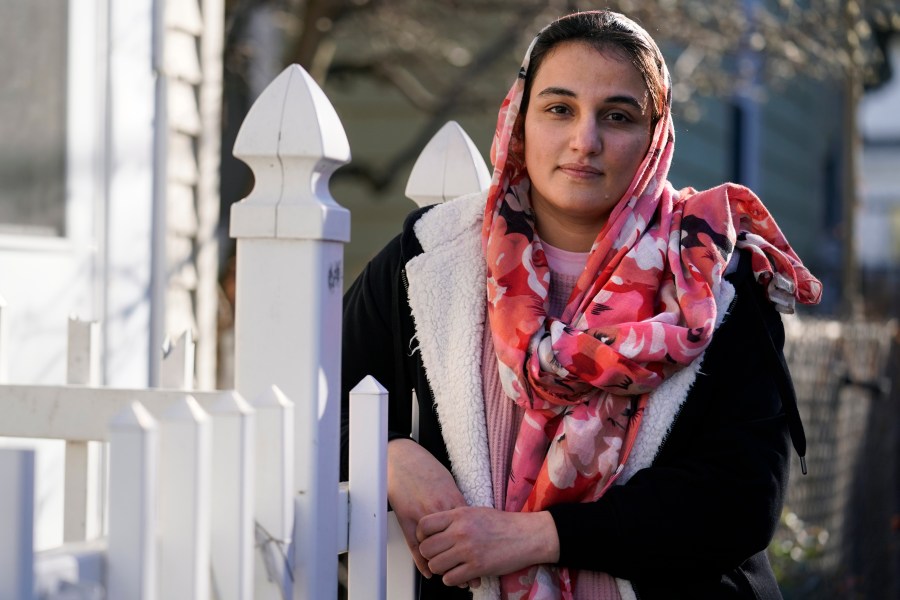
left=570, top=118, right=601, bottom=154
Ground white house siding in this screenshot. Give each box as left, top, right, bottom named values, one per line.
left=162, top=0, right=223, bottom=389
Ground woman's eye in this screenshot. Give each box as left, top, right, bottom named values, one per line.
left=548, top=105, right=571, bottom=115
left=606, top=112, right=629, bottom=122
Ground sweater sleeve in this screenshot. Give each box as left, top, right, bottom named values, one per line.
left=546, top=263, right=792, bottom=580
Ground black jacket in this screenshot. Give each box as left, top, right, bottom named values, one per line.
left=342, top=193, right=796, bottom=599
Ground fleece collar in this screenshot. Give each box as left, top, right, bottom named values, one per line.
left=404, top=192, right=494, bottom=509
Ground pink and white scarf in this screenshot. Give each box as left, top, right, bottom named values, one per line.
left=481, top=13, right=822, bottom=599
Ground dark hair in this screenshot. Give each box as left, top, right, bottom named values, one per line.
left=521, top=11, right=666, bottom=123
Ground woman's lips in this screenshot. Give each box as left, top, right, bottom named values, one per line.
left=558, top=163, right=602, bottom=177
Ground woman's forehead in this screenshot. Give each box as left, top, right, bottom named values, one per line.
left=532, top=42, right=648, bottom=97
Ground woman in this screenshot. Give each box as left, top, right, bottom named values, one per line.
left=341, top=10, right=821, bottom=600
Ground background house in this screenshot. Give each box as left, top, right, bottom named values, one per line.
left=0, top=0, right=223, bottom=549
left=859, top=32, right=900, bottom=318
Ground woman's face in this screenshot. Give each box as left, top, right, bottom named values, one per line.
left=523, top=41, right=652, bottom=248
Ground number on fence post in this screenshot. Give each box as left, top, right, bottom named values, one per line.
left=250, top=385, right=294, bottom=600
left=108, top=401, right=158, bottom=600
left=158, top=396, right=211, bottom=600
left=209, top=391, right=255, bottom=600
left=347, top=376, right=388, bottom=600
left=0, top=449, right=35, bottom=600
left=64, top=317, right=104, bottom=544
left=231, top=63, right=350, bottom=600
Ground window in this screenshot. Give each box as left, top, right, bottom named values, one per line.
left=0, top=0, right=69, bottom=237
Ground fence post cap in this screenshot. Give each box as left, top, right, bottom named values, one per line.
left=233, top=64, right=350, bottom=164
left=405, top=120, right=490, bottom=207
left=231, top=64, right=351, bottom=242
left=350, top=375, right=388, bottom=396
left=161, top=395, right=209, bottom=423
left=110, top=401, right=158, bottom=430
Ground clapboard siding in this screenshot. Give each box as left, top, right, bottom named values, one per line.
left=163, top=0, right=223, bottom=389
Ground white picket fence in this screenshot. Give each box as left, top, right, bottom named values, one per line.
left=0, top=64, right=490, bottom=600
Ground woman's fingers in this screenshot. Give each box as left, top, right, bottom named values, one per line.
left=414, top=507, right=561, bottom=584
left=395, top=513, right=432, bottom=578
left=416, top=510, right=453, bottom=542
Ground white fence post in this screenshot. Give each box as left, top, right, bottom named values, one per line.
left=231, top=63, right=350, bottom=600
left=209, top=391, right=255, bottom=600
left=108, top=401, right=158, bottom=600
left=347, top=376, right=388, bottom=600
left=64, top=317, right=104, bottom=544
left=0, top=448, right=35, bottom=600
left=160, top=330, right=196, bottom=390
left=405, top=120, right=490, bottom=207
left=158, top=395, right=211, bottom=600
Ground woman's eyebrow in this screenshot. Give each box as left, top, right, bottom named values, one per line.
left=605, top=95, right=645, bottom=111
left=537, top=86, right=576, bottom=98
left=536, top=87, right=645, bottom=111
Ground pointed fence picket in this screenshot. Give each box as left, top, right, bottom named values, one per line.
left=107, top=402, right=158, bottom=600
left=64, top=318, right=104, bottom=545
left=250, top=386, right=294, bottom=599
left=209, top=391, right=255, bottom=600
left=0, top=60, right=490, bottom=599
left=347, top=376, right=389, bottom=600
left=158, top=396, right=211, bottom=600
left=160, top=330, right=196, bottom=390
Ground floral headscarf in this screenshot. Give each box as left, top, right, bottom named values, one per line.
left=481, top=11, right=822, bottom=599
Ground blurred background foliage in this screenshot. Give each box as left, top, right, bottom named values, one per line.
left=219, top=0, right=900, bottom=314
left=221, top=0, right=900, bottom=195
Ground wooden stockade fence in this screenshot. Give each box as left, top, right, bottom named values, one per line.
left=0, top=64, right=488, bottom=600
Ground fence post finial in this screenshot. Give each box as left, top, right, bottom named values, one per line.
left=405, top=121, right=490, bottom=207
left=231, top=64, right=350, bottom=242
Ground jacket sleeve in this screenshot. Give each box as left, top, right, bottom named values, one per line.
left=340, top=233, right=411, bottom=481
left=546, top=262, right=792, bottom=580
left=340, top=207, right=436, bottom=481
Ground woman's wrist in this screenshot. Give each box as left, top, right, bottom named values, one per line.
left=527, top=511, right=560, bottom=565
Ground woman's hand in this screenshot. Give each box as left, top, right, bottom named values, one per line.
left=387, top=439, right=468, bottom=581
left=416, top=507, right=560, bottom=587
